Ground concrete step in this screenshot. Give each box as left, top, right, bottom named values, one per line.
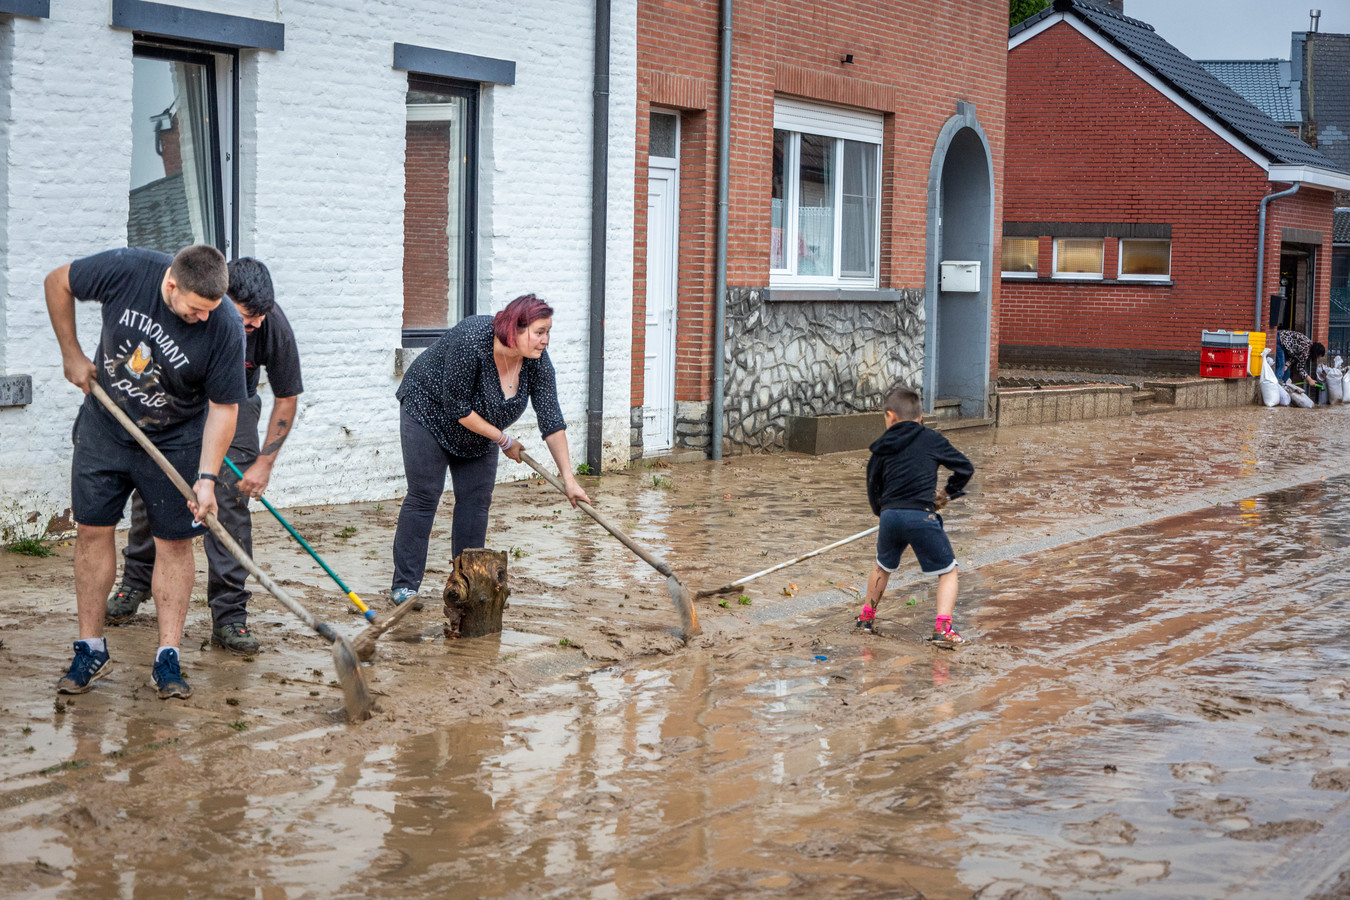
left=931, top=416, right=995, bottom=433
left=930, top=398, right=963, bottom=421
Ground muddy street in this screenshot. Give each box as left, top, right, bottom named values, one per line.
left=3, top=406, right=1350, bottom=898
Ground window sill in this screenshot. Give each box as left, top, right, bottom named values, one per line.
left=765, top=288, right=903, bottom=302
left=0, top=374, right=33, bottom=407
left=1002, top=277, right=1174, bottom=287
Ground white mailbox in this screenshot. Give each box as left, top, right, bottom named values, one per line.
left=940, top=260, right=981, bottom=292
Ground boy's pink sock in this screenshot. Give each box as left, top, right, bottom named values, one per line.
left=935, top=614, right=952, bottom=633
left=859, top=605, right=876, bottom=622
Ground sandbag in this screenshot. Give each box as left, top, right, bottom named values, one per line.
left=1342, top=368, right=1350, bottom=405
left=1258, top=349, right=1281, bottom=407
left=1319, top=362, right=1343, bottom=403
left=1286, top=381, right=1314, bottom=408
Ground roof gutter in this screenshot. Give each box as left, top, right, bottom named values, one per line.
left=1268, top=164, right=1350, bottom=193
left=1255, top=182, right=1300, bottom=330
left=710, top=0, right=731, bottom=459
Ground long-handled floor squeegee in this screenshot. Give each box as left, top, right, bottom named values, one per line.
left=222, top=457, right=376, bottom=623
left=519, top=450, right=701, bottom=640
left=90, top=383, right=373, bottom=721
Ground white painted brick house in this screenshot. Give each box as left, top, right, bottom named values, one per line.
left=0, top=0, right=635, bottom=528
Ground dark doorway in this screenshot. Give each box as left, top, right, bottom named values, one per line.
left=1278, top=250, right=1312, bottom=334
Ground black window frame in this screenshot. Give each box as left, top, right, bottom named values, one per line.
left=401, top=74, right=480, bottom=348
left=129, top=39, right=235, bottom=256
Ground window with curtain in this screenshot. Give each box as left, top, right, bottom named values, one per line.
left=1119, top=239, right=1171, bottom=279
left=129, top=45, right=227, bottom=254
left=1054, top=238, right=1104, bottom=279
left=770, top=99, right=882, bottom=288
left=1001, top=237, right=1039, bottom=275
left=402, top=75, right=478, bottom=346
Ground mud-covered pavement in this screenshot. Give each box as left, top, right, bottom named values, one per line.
left=4, top=406, right=1350, bottom=898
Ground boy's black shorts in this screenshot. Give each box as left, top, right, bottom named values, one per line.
left=70, top=406, right=206, bottom=541
left=876, top=508, right=957, bottom=575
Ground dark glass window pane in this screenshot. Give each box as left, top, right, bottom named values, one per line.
left=129, top=55, right=218, bottom=253
left=404, top=83, right=475, bottom=334
left=771, top=129, right=788, bottom=270
left=797, top=133, right=834, bottom=276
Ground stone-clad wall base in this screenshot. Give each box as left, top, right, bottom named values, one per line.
left=722, top=286, right=924, bottom=454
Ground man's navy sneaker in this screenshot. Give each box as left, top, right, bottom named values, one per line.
left=152, top=649, right=193, bottom=700
left=57, top=641, right=112, bottom=694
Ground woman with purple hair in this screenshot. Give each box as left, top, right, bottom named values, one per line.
left=390, top=294, right=590, bottom=608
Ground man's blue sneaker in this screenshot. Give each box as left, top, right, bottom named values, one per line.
left=152, top=649, right=193, bottom=700
left=57, top=641, right=112, bottom=694
left=390, top=588, right=424, bottom=611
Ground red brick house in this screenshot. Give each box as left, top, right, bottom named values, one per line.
left=631, top=0, right=1008, bottom=457
left=1002, top=0, right=1350, bottom=374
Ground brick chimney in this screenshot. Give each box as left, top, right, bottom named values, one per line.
left=156, top=112, right=183, bottom=177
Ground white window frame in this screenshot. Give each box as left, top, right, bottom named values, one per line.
left=1117, top=238, right=1172, bottom=281
left=1001, top=236, right=1039, bottom=278
left=771, top=98, right=883, bottom=290
left=1052, top=237, right=1104, bottom=281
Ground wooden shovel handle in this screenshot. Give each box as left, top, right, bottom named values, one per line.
left=517, top=450, right=675, bottom=579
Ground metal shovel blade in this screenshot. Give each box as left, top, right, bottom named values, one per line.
left=668, top=575, right=701, bottom=638
left=332, top=635, right=373, bottom=721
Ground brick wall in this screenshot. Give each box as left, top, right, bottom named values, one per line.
left=402, top=121, right=452, bottom=330
left=1002, top=20, right=1336, bottom=371
left=633, top=0, right=1007, bottom=447
left=0, top=0, right=637, bottom=520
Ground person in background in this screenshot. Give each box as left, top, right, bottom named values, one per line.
left=106, top=258, right=303, bottom=655
left=856, top=385, right=974, bottom=647
left=389, top=294, right=590, bottom=609
left=45, top=245, right=244, bottom=700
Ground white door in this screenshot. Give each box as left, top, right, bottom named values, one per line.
left=643, top=163, right=678, bottom=451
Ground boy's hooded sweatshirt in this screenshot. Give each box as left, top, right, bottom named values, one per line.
left=866, top=421, right=974, bottom=516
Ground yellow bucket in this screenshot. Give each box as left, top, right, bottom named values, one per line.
left=1248, top=331, right=1266, bottom=376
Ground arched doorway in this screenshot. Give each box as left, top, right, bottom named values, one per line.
left=924, top=107, right=994, bottom=419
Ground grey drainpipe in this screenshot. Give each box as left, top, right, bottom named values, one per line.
left=586, top=0, right=611, bottom=473
left=1255, top=181, right=1300, bottom=330
left=711, top=0, right=732, bottom=459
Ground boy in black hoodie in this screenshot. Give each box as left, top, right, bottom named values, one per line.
left=857, top=386, right=974, bottom=646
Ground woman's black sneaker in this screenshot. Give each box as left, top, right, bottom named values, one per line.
left=105, top=586, right=150, bottom=624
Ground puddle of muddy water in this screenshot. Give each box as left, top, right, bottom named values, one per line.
left=9, top=412, right=1350, bottom=898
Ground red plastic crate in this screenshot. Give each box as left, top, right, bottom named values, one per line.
left=1201, top=347, right=1247, bottom=365
left=1200, top=360, right=1248, bottom=378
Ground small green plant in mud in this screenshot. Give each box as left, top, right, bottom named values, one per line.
left=906, top=597, right=918, bottom=607
left=558, top=638, right=574, bottom=648
left=53, top=698, right=67, bottom=715
left=38, top=759, right=89, bottom=776
left=22, top=726, right=33, bottom=736
left=335, top=525, right=358, bottom=540
left=25, top=746, right=35, bottom=753
left=374, top=503, right=384, bottom=513
left=576, top=462, right=594, bottom=476
left=510, top=546, right=527, bottom=560
left=651, top=475, right=673, bottom=489
left=718, top=600, right=730, bottom=608
left=229, top=720, right=248, bottom=732
left=5, top=536, right=54, bottom=557
left=500, top=652, right=518, bottom=662
left=739, top=595, right=752, bottom=606
left=225, top=697, right=240, bottom=707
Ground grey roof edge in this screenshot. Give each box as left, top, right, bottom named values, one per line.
left=111, top=0, right=283, bottom=51
left=0, top=0, right=49, bottom=17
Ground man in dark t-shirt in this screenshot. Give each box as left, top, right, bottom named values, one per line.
left=107, top=258, right=303, bottom=654
left=45, top=245, right=246, bottom=701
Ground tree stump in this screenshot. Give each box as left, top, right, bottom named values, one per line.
left=443, top=548, right=510, bottom=639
